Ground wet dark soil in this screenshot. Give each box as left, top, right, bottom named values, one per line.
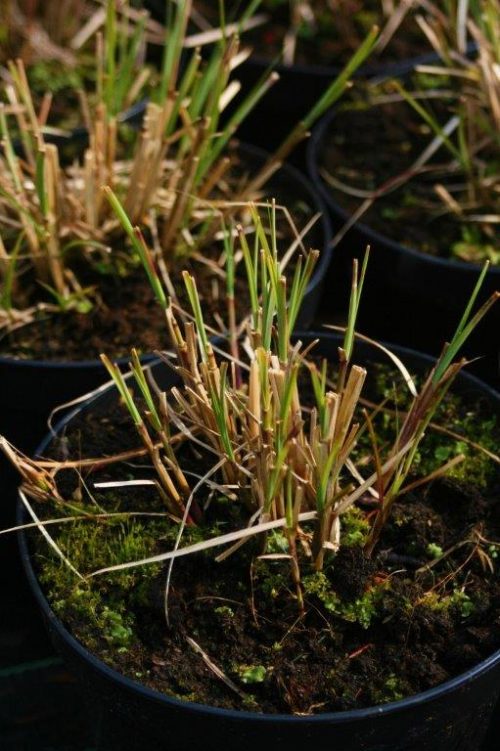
left=27, top=356, right=500, bottom=714
left=1, top=248, right=245, bottom=361
left=318, top=97, right=499, bottom=261
left=198, top=0, right=426, bottom=70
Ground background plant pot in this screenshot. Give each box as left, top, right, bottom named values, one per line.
left=0, top=139, right=330, bottom=454
left=307, top=109, right=500, bottom=388
left=17, top=331, right=500, bottom=751
left=218, top=50, right=452, bottom=157
left=145, top=1, right=450, bottom=157
left=0, top=137, right=331, bottom=648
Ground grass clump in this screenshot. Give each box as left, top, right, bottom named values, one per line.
left=1, top=227, right=498, bottom=710
left=0, top=0, right=378, bottom=341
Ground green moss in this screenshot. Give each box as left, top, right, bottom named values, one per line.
left=255, top=561, right=288, bottom=600
left=23, top=60, right=87, bottom=98
left=100, top=607, right=134, bottom=648
left=214, top=606, right=235, bottom=618
left=35, top=506, right=197, bottom=655
left=266, top=530, right=289, bottom=553
left=303, top=571, right=341, bottom=613
left=369, top=364, right=499, bottom=490
left=371, top=673, right=405, bottom=704
left=341, top=507, right=370, bottom=547
left=419, top=589, right=475, bottom=618
left=426, top=542, right=444, bottom=559
left=235, top=665, right=268, bottom=684
left=488, top=545, right=499, bottom=561
left=340, top=583, right=389, bottom=629
left=303, top=571, right=388, bottom=629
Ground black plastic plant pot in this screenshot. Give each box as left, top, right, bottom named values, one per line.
left=307, top=109, right=500, bottom=387
left=17, top=331, right=500, bottom=751
left=230, top=39, right=479, bottom=151
left=218, top=51, right=451, bottom=156
left=144, top=1, right=453, bottom=156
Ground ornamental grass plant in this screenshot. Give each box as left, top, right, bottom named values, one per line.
left=0, top=0, right=378, bottom=352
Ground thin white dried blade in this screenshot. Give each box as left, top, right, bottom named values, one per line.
left=398, top=453, right=466, bottom=496
left=88, top=510, right=318, bottom=578
left=345, top=458, right=379, bottom=499
left=183, top=14, right=268, bottom=48
left=186, top=635, right=247, bottom=699
left=70, top=7, right=106, bottom=49
left=280, top=211, right=321, bottom=271
left=19, top=490, right=84, bottom=580
left=94, top=480, right=157, bottom=488
left=334, top=441, right=415, bottom=516
left=376, top=0, right=415, bottom=54
left=164, top=458, right=227, bottom=625
left=0, top=511, right=170, bottom=536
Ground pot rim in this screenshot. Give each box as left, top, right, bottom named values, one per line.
left=306, top=106, right=500, bottom=279
left=244, top=47, right=446, bottom=81
left=18, top=330, right=500, bottom=725
left=0, top=141, right=332, bottom=370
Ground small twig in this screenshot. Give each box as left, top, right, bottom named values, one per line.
left=185, top=635, right=247, bottom=700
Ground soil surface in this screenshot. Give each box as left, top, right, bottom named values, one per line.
left=1, top=249, right=248, bottom=361
left=318, top=96, right=499, bottom=262
left=27, top=357, right=500, bottom=714
left=1, top=157, right=320, bottom=361
left=198, top=0, right=426, bottom=70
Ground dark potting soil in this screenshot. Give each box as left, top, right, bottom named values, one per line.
left=1, top=250, right=242, bottom=361
left=198, top=0, right=426, bottom=70
left=318, top=96, right=500, bottom=263
left=1, top=171, right=317, bottom=361
left=28, top=358, right=500, bottom=714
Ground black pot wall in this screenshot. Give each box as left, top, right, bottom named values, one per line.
left=17, top=332, right=500, bottom=751
left=307, top=110, right=500, bottom=389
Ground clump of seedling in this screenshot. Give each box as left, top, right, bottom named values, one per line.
left=0, top=0, right=378, bottom=338
left=0, top=1, right=161, bottom=102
